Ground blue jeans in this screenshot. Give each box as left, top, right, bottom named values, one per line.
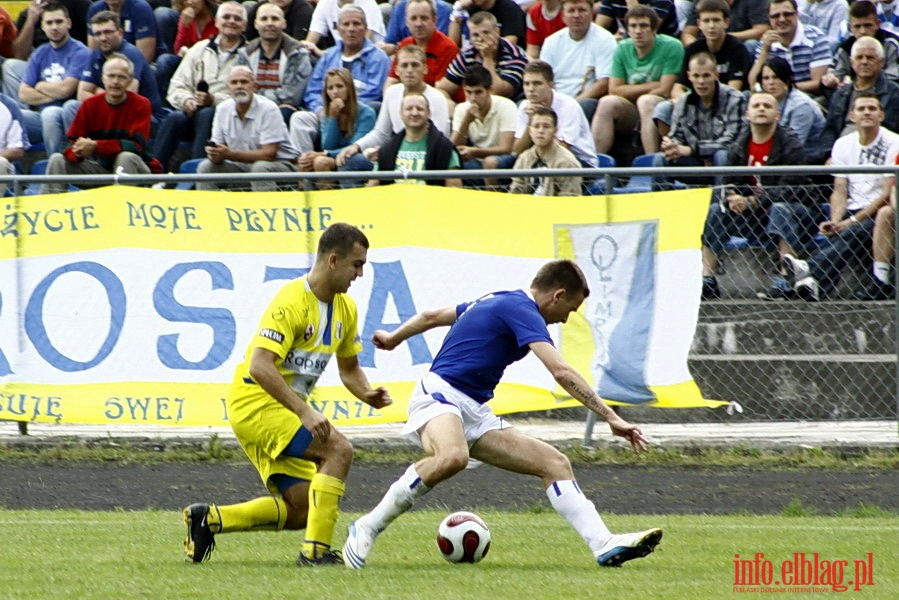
left=652, top=150, right=728, bottom=188
left=21, top=105, right=66, bottom=154
left=767, top=202, right=826, bottom=252
left=153, top=107, right=216, bottom=171
left=701, top=201, right=769, bottom=255
left=155, top=7, right=179, bottom=54
left=154, top=53, right=181, bottom=108
left=336, top=153, right=373, bottom=188
left=807, top=216, right=875, bottom=295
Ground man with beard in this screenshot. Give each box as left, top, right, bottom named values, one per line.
left=154, top=0, right=249, bottom=172
left=196, top=65, right=300, bottom=191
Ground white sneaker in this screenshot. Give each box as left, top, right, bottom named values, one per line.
left=781, top=254, right=810, bottom=285
left=595, top=528, right=663, bottom=567
left=794, top=276, right=820, bottom=302
left=343, top=520, right=379, bottom=569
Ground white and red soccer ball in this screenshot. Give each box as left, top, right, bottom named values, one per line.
left=436, top=511, right=491, bottom=563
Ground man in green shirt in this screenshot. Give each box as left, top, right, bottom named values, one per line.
left=590, top=5, right=683, bottom=159
left=369, top=92, right=462, bottom=186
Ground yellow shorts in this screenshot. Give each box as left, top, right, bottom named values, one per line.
left=227, top=383, right=317, bottom=494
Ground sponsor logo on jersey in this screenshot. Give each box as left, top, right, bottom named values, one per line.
left=271, top=306, right=286, bottom=320
left=259, top=327, right=285, bottom=343
left=304, top=323, right=314, bottom=341
left=284, top=350, right=331, bottom=373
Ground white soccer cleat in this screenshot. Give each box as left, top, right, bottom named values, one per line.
left=343, top=520, right=379, bottom=569
left=595, top=528, right=663, bottom=567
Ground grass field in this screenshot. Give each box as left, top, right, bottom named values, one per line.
left=1, top=510, right=895, bottom=599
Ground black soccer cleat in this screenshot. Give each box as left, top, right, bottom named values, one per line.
left=183, top=503, right=216, bottom=562
left=297, top=549, right=344, bottom=567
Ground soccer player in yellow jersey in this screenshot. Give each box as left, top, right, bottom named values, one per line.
left=182, top=222, right=392, bottom=566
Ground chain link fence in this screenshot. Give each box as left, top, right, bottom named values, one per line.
left=2, top=162, right=896, bottom=427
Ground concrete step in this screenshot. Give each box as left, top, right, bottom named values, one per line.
left=693, top=301, right=896, bottom=355
left=689, top=355, right=897, bottom=420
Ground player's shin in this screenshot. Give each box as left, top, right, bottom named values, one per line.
left=214, top=496, right=289, bottom=533
left=360, top=463, right=431, bottom=531
left=301, top=473, right=346, bottom=559
left=546, top=479, right=612, bottom=553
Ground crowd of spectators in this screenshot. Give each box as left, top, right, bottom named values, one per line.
left=0, top=0, right=896, bottom=301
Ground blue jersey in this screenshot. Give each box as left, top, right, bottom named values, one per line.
left=430, top=289, right=553, bottom=403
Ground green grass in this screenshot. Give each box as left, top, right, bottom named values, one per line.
left=2, top=439, right=898, bottom=469
left=1, top=510, right=895, bottom=599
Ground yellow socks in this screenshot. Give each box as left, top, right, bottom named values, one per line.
left=211, top=496, right=288, bottom=533
left=301, top=473, right=346, bottom=559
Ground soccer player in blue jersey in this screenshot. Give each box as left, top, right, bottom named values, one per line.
left=344, top=259, right=662, bottom=569
left=182, top=222, right=392, bottom=566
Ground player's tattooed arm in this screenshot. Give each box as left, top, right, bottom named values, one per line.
left=566, top=379, right=616, bottom=421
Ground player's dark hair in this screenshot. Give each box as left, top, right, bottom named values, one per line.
left=524, top=60, right=554, bottom=83
left=850, top=0, right=878, bottom=20
left=90, top=10, right=121, bottom=29
left=43, top=3, right=70, bottom=18
left=767, top=0, right=797, bottom=13
left=317, top=223, right=369, bottom=257
left=757, top=55, right=794, bottom=91
left=624, top=5, right=659, bottom=31
left=531, top=260, right=590, bottom=298
left=529, top=106, right=558, bottom=127
left=852, top=89, right=882, bottom=111
left=695, top=0, right=730, bottom=20
left=463, top=65, right=493, bottom=89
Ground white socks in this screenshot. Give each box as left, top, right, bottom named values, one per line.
left=360, top=463, right=431, bottom=532
left=546, top=479, right=612, bottom=554
left=873, top=262, right=891, bottom=284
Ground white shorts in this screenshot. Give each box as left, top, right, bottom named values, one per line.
left=400, top=372, right=511, bottom=447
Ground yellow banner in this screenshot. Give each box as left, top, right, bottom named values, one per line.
left=0, top=185, right=723, bottom=427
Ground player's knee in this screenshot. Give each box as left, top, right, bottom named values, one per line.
left=327, top=433, right=354, bottom=466
left=434, top=448, right=469, bottom=478
left=545, top=448, right=573, bottom=479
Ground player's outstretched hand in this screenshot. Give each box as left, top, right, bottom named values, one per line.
left=608, top=418, right=650, bottom=454
left=364, top=386, right=393, bottom=409
left=372, top=330, right=399, bottom=350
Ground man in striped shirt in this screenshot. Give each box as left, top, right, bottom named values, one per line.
left=747, top=0, right=830, bottom=95
left=437, top=11, right=527, bottom=103
left=241, top=2, right=313, bottom=123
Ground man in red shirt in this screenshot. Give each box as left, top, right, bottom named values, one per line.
left=0, top=6, right=16, bottom=58
left=699, top=91, right=813, bottom=300
left=384, top=0, right=458, bottom=89
left=42, top=53, right=161, bottom=194
left=525, top=0, right=564, bottom=59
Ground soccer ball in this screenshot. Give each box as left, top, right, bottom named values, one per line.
left=436, top=511, right=491, bottom=563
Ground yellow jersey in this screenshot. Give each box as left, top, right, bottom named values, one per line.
left=231, top=276, right=363, bottom=398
